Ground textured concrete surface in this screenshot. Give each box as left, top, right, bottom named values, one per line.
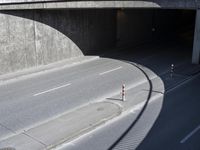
left=0, top=102, right=121, bottom=149
left=0, top=56, right=99, bottom=84
left=0, top=0, right=199, bottom=10
left=0, top=9, right=116, bottom=75
left=0, top=10, right=82, bottom=75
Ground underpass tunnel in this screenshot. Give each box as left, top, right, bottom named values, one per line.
left=114, top=9, right=196, bottom=54
left=88, top=8, right=200, bottom=91
left=115, top=9, right=200, bottom=92
left=95, top=9, right=198, bottom=78
left=84, top=9, right=196, bottom=62
left=0, top=8, right=198, bottom=75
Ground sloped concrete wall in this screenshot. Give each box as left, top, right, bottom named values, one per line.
left=0, top=9, right=116, bottom=75
left=0, top=11, right=83, bottom=75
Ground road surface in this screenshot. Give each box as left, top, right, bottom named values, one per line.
left=59, top=42, right=200, bottom=150
left=0, top=55, right=164, bottom=149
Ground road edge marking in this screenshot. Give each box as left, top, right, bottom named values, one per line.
left=180, top=125, right=200, bottom=144
left=99, top=66, right=122, bottom=76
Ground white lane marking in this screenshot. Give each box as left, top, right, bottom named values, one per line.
left=99, top=66, right=122, bottom=75
left=33, top=83, right=71, bottom=96
left=180, top=125, right=200, bottom=144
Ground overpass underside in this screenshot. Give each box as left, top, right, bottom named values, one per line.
left=0, top=0, right=199, bottom=10
left=0, top=0, right=199, bottom=75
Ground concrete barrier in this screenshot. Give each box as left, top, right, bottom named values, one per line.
left=0, top=11, right=83, bottom=75
left=0, top=9, right=116, bottom=75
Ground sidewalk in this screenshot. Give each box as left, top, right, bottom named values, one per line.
left=0, top=102, right=122, bottom=150
left=0, top=84, right=149, bottom=150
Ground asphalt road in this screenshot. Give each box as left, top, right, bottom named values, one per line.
left=1, top=41, right=200, bottom=150
left=56, top=42, right=200, bottom=150
left=0, top=57, right=147, bottom=142
left=105, top=42, right=200, bottom=150
left=137, top=73, right=200, bottom=150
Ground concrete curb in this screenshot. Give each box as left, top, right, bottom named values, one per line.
left=110, top=62, right=164, bottom=150
left=0, top=56, right=99, bottom=85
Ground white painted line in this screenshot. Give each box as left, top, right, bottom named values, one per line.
left=99, top=66, right=122, bottom=75
left=34, top=83, right=71, bottom=96
left=180, top=125, right=200, bottom=144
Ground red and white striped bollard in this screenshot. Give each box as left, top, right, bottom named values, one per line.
left=122, top=84, right=125, bottom=101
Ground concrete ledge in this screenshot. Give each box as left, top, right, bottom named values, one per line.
left=0, top=0, right=198, bottom=10
left=0, top=56, right=99, bottom=85
left=0, top=102, right=122, bottom=149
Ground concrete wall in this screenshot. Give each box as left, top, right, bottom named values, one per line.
left=0, top=9, right=116, bottom=75
left=0, top=8, right=195, bottom=75
left=116, top=9, right=153, bottom=46
left=116, top=9, right=195, bottom=47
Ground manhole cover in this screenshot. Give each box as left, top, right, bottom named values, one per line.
left=97, top=107, right=104, bottom=111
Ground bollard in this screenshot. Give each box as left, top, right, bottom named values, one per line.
left=122, top=84, right=125, bottom=101
left=170, top=64, right=174, bottom=78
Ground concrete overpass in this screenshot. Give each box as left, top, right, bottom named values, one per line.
left=0, top=0, right=199, bottom=10
left=0, top=0, right=200, bottom=74
left=0, top=1, right=200, bottom=149
left=0, top=0, right=199, bottom=75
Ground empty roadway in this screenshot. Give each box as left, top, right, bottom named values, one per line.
left=0, top=57, right=148, bottom=142
left=58, top=42, right=200, bottom=150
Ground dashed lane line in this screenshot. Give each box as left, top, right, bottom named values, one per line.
left=33, top=83, right=71, bottom=96
left=99, top=66, right=122, bottom=76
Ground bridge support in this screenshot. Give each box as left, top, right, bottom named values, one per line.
left=192, top=9, right=200, bottom=64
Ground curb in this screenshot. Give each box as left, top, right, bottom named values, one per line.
left=0, top=56, right=99, bottom=85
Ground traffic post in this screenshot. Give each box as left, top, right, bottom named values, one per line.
left=122, top=84, right=125, bottom=101
left=170, top=64, right=174, bottom=78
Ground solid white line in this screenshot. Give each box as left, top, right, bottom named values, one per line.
left=180, top=125, right=200, bottom=144
left=99, top=66, right=122, bottom=75
left=34, top=83, right=71, bottom=96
